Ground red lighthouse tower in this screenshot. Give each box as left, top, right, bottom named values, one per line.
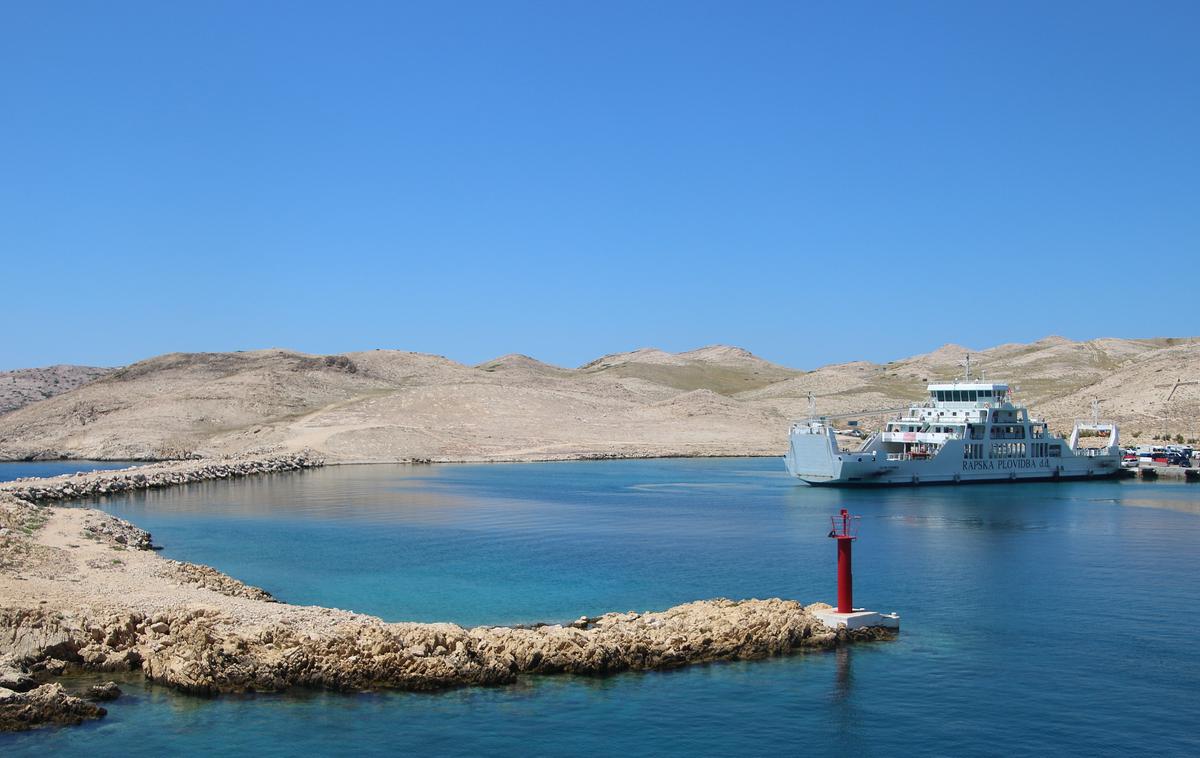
left=829, top=508, right=859, bottom=613
left=813, top=509, right=900, bottom=631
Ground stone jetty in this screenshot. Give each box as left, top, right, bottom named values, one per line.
left=0, top=451, right=324, bottom=502
left=0, top=456, right=894, bottom=730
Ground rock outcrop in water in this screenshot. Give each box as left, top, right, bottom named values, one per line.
left=0, top=682, right=108, bottom=731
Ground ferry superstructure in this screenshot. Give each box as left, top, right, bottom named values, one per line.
left=784, top=378, right=1120, bottom=486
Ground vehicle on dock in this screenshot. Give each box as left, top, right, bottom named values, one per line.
left=784, top=366, right=1120, bottom=486
left=1135, top=445, right=1194, bottom=466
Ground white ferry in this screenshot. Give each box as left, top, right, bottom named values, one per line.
left=784, top=375, right=1120, bottom=486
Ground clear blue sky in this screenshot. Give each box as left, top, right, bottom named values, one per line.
left=2, top=1, right=1197, bottom=371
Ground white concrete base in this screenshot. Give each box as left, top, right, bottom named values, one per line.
left=813, top=608, right=900, bottom=631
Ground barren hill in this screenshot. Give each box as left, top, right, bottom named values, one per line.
left=578, top=345, right=799, bottom=395
left=0, top=365, right=113, bottom=415
left=0, top=337, right=1196, bottom=462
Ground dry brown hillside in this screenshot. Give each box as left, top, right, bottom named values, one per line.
left=0, top=365, right=113, bottom=415
left=0, top=337, right=1196, bottom=461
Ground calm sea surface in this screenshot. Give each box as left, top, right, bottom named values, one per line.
left=0, top=460, right=141, bottom=481
left=3, top=458, right=1199, bottom=756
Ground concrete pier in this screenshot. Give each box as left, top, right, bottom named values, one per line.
left=813, top=608, right=901, bottom=631
left=1126, top=466, right=1200, bottom=482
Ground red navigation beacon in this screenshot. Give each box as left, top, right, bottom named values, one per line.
left=828, top=509, right=859, bottom=613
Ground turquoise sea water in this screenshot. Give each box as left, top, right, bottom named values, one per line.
left=3, top=458, right=1200, bottom=756
left=0, top=460, right=141, bottom=482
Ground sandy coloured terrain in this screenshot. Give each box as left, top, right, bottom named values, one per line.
left=0, top=337, right=1196, bottom=462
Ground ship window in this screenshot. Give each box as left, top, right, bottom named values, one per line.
left=990, top=442, right=1028, bottom=459
left=968, top=390, right=977, bottom=401
left=1049, top=445, right=1062, bottom=457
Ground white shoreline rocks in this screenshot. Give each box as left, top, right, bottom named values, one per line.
left=0, top=455, right=895, bottom=731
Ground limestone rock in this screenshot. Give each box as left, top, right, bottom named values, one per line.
left=0, top=598, right=888, bottom=698
left=157, top=560, right=275, bottom=602
left=0, top=682, right=106, bottom=732
left=87, top=681, right=122, bottom=701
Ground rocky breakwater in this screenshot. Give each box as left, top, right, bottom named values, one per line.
left=0, top=599, right=889, bottom=703
left=0, top=451, right=324, bottom=503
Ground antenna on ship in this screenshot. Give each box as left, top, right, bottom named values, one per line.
left=808, top=392, right=817, bottom=420
left=961, top=354, right=972, bottom=381
left=1091, top=399, right=1101, bottom=426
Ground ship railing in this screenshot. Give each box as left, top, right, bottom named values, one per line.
left=1073, top=421, right=1117, bottom=431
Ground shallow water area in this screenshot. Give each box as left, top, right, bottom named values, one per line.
left=3, top=458, right=1199, bottom=756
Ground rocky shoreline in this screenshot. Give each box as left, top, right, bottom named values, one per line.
left=0, top=456, right=895, bottom=732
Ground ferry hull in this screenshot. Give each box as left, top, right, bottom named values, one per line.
left=797, top=469, right=1123, bottom=487
left=785, top=421, right=1121, bottom=487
